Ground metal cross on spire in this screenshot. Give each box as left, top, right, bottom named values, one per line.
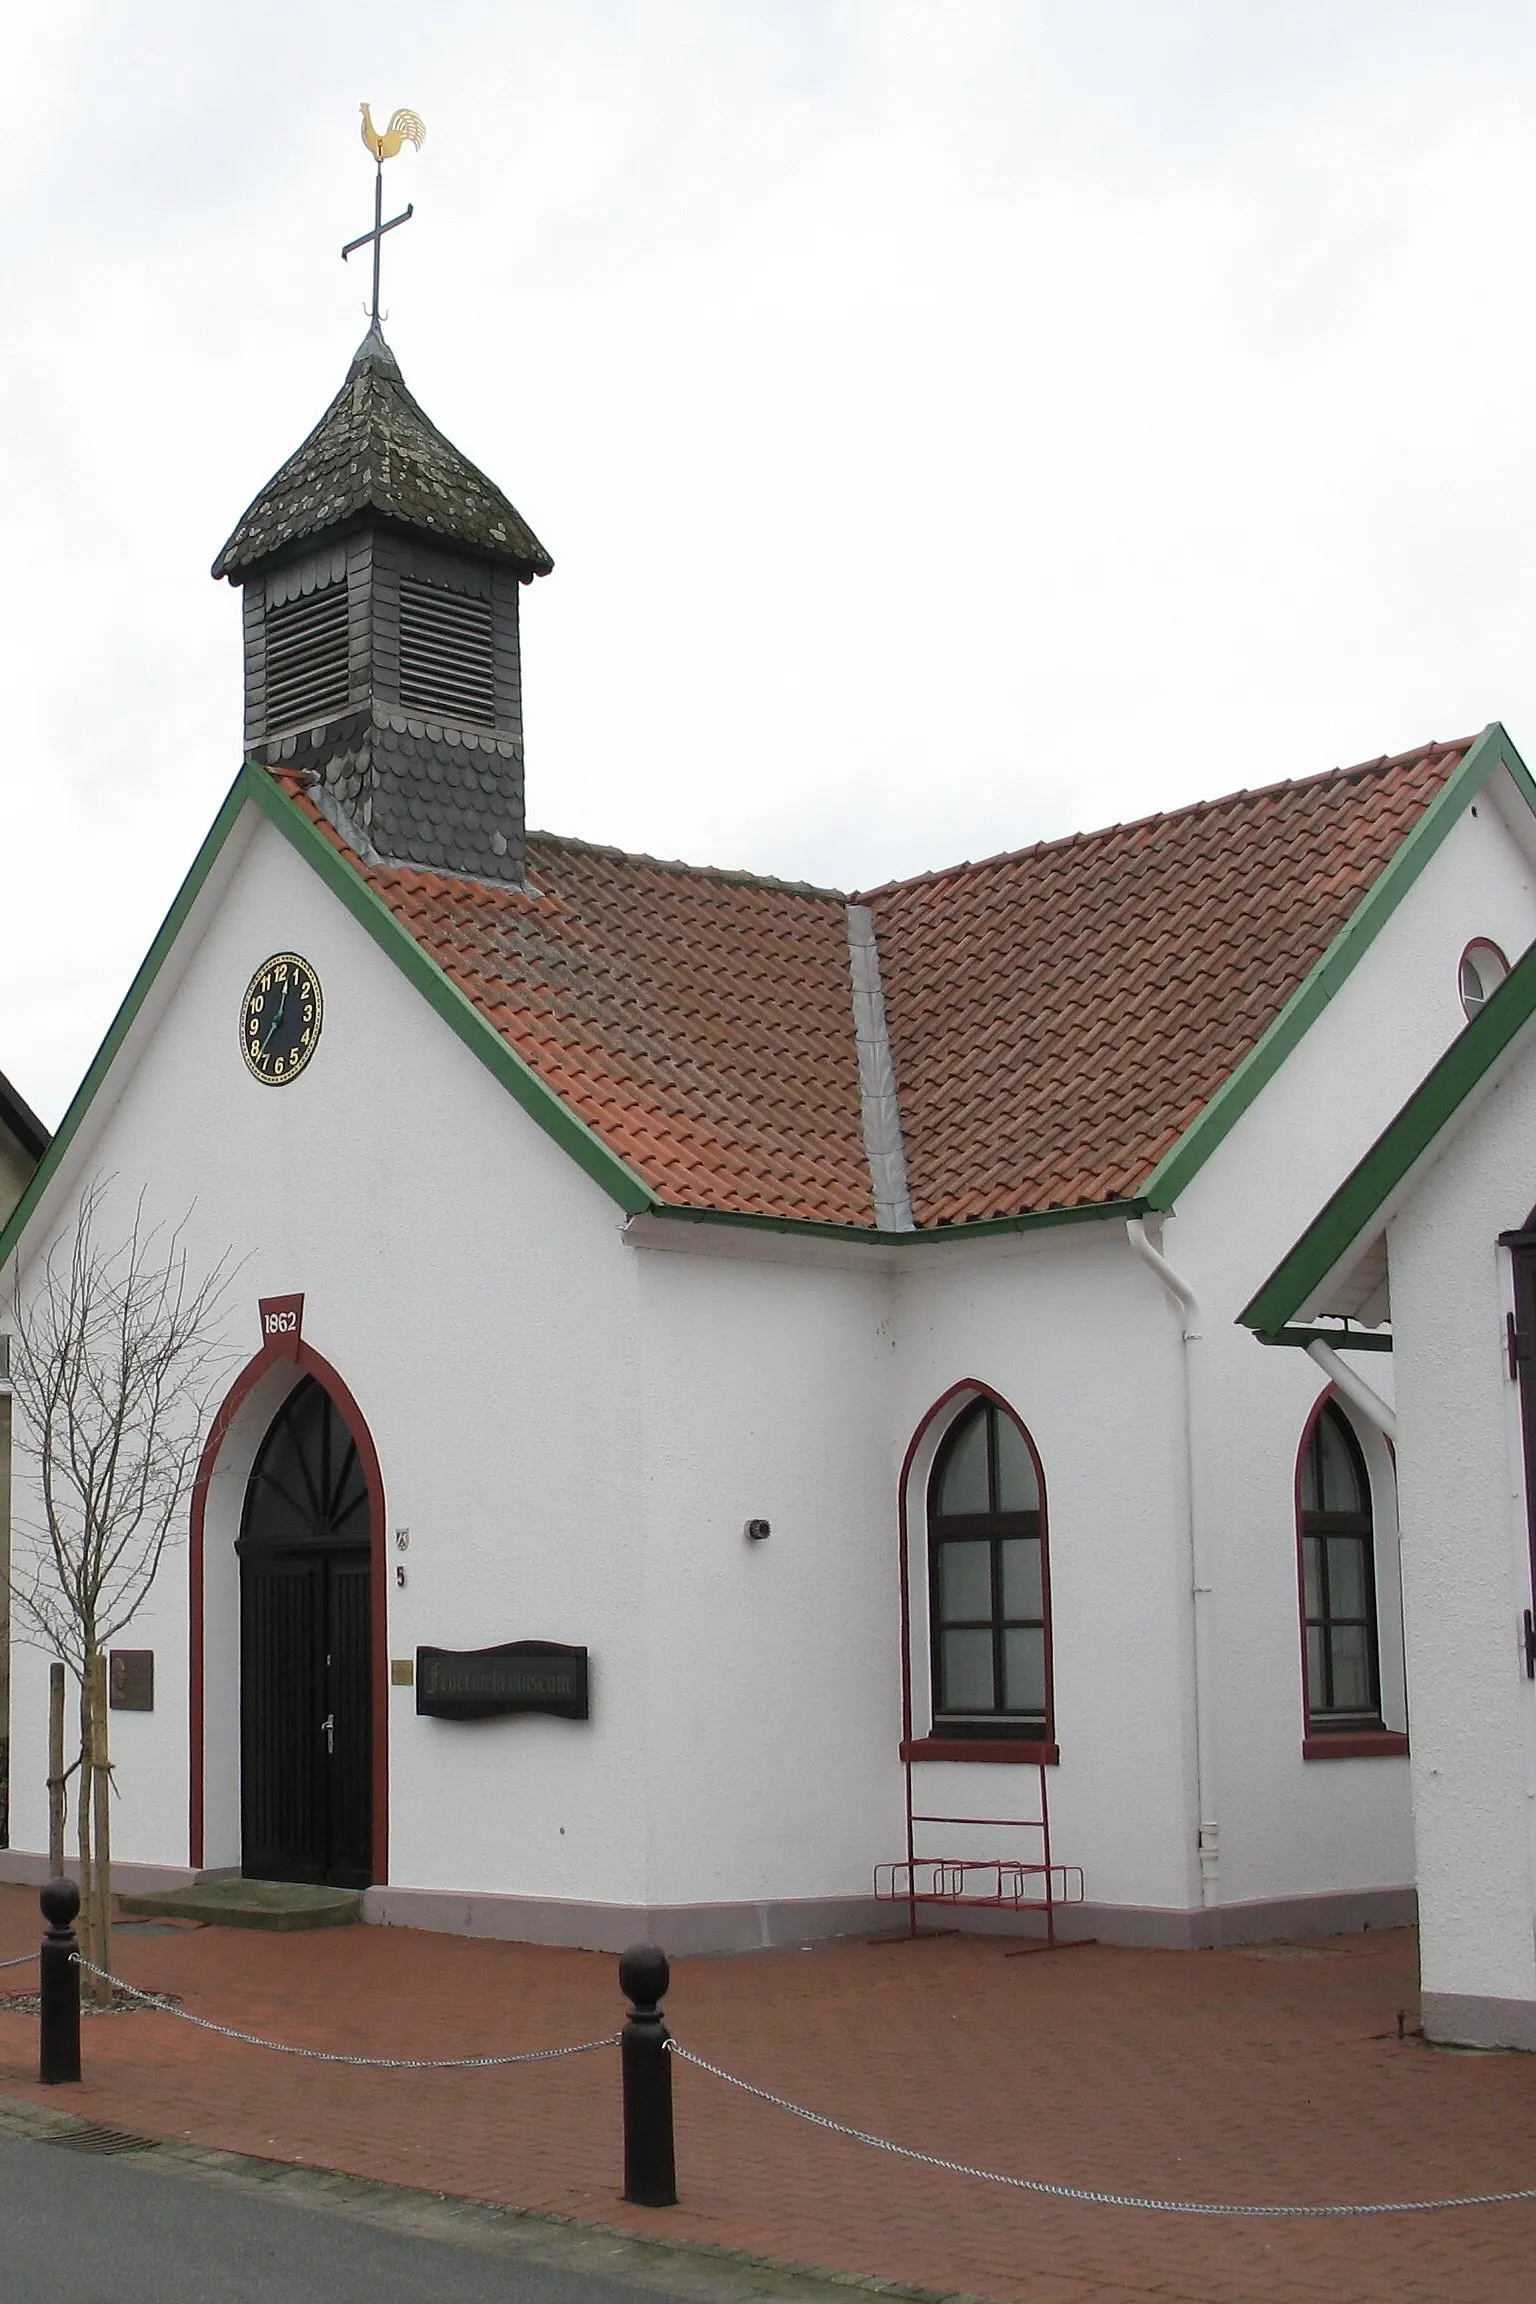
left=342, top=103, right=427, bottom=330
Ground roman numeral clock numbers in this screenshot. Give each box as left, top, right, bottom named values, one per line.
left=240, top=953, right=324, bottom=1085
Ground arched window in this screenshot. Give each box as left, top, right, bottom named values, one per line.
left=927, top=1398, right=1050, bottom=1737
left=1299, top=1402, right=1382, bottom=1731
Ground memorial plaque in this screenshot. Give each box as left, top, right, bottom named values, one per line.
left=416, top=1640, right=589, bottom=1721
left=109, top=1650, right=155, bottom=1712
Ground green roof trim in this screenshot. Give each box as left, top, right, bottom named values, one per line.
left=1139, top=724, right=1534, bottom=1211
left=1239, top=933, right=1536, bottom=1337
left=0, top=767, right=256, bottom=1277
left=642, top=1196, right=1149, bottom=1249
left=0, top=761, right=656, bottom=1279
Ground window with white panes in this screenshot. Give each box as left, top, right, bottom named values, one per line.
left=926, top=1399, right=1051, bottom=1738
left=1299, top=1402, right=1383, bottom=1731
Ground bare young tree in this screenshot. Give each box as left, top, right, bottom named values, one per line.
left=8, top=1181, right=235, bottom=2002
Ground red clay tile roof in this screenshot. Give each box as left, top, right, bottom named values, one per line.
left=284, top=786, right=873, bottom=1222
left=279, top=735, right=1470, bottom=1227
left=861, top=738, right=1470, bottom=1225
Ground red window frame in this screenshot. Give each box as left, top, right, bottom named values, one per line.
left=1295, top=1394, right=1407, bottom=1761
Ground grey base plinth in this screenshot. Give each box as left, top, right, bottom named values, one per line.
left=360, top=1881, right=1417, bottom=1954
left=1421, top=1990, right=1536, bottom=2052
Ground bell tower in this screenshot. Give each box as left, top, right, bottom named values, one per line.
left=212, top=325, right=552, bottom=886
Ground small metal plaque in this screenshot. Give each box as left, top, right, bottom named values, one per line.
left=258, top=1293, right=304, bottom=1356
left=108, top=1651, right=154, bottom=1712
left=416, top=1640, right=589, bottom=1721
left=390, top=1657, right=415, bottom=1687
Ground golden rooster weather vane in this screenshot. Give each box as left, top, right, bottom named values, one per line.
left=343, top=104, right=427, bottom=331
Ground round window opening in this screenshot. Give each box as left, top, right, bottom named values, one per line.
left=1460, top=939, right=1509, bottom=1021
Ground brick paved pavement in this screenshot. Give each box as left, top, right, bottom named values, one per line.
left=0, top=1887, right=1532, bottom=2304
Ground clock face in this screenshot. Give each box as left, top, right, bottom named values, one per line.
left=241, top=953, right=323, bottom=1086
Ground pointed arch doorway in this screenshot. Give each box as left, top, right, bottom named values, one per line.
left=237, top=1376, right=374, bottom=1888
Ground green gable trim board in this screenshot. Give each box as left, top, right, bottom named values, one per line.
left=0, top=769, right=257, bottom=1278
left=1139, top=724, right=1533, bottom=1212
left=642, top=1196, right=1149, bottom=1249
left=1238, top=934, right=1536, bottom=1339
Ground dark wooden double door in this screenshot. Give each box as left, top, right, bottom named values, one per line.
left=239, top=1378, right=373, bottom=1890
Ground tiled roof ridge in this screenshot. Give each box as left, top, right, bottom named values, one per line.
left=273, top=731, right=1471, bottom=914
left=269, top=770, right=848, bottom=911
left=849, top=735, right=1474, bottom=903
left=525, top=827, right=847, bottom=901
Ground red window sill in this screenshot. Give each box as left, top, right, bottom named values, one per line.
left=1302, top=1729, right=1409, bottom=1761
left=901, top=1737, right=1059, bottom=1765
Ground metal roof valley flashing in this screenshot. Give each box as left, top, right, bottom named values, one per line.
left=846, top=905, right=914, bottom=1230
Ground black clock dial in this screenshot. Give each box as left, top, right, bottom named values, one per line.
left=241, top=953, right=323, bottom=1086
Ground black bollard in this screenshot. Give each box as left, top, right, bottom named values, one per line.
left=39, top=1877, right=81, bottom=2085
left=619, top=1943, right=677, bottom=2206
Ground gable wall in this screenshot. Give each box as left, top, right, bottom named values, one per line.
left=6, top=812, right=650, bottom=1908
left=1166, top=796, right=1536, bottom=1911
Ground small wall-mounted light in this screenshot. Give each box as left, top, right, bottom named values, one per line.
left=744, top=1518, right=771, bottom=1542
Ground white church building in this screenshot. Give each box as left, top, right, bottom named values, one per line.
left=4, top=326, right=1536, bottom=1962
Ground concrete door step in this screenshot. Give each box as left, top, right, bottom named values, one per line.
left=117, top=1880, right=363, bottom=1932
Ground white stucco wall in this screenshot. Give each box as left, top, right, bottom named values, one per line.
left=1386, top=1032, right=1536, bottom=2032
left=6, top=808, right=651, bottom=1911
left=891, top=1224, right=1196, bottom=1917
left=1145, top=792, right=1536, bottom=1915
left=633, top=1248, right=898, bottom=1909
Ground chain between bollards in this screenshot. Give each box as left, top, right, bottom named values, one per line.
left=38, top=1877, right=81, bottom=2085
left=619, top=1943, right=677, bottom=2206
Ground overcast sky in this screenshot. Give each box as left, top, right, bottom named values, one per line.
left=5, top=0, right=1536, bottom=1123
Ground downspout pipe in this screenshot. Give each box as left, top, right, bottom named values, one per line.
left=1126, top=1218, right=1220, bottom=1912
left=1304, top=1337, right=1397, bottom=1444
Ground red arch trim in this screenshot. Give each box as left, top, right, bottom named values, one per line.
left=896, top=1379, right=1057, bottom=1769
left=1292, top=1383, right=1406, bottom=1763
left=187, top=1337, right=389, bottom=1878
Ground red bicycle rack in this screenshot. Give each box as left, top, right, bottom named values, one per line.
left=876, top=1762, right=1086, bottom=1949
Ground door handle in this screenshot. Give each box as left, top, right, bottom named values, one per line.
left=321, top=1713, right=335, bottom=1755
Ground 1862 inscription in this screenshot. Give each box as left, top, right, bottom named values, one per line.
left=415, top=1640, right=589, bottom=1721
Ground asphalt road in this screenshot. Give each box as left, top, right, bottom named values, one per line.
left=0, top=2128, right=829, bottom=2304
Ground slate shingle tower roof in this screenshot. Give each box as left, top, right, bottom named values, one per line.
left=213, top=329, right=550, bottom=888
left=212, top=327, right=552, bottom=581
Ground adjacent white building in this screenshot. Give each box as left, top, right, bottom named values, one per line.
left=4, top=328, right=1535, bottom=1957
left=1244, top=924, right=1536, bottom=2047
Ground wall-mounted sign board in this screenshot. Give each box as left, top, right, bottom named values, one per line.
left=109, top=1650, right=155, bottom=1712
left=415, top=1640, right=589, bottom=1721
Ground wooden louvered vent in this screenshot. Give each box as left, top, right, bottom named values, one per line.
left=399, top=577, right=495, bottom=724
left=263, top=584, right=351, bottom=730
